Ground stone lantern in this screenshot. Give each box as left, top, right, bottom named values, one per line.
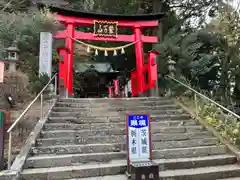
left=167, top=56, right=176, bottom=77
left=6, top=43, right=20, bottom=72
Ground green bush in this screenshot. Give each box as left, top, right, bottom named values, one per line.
left=29, top=73, right=50, bottom=94
left=0, top=8, right=61, bottom=90
left=176, top=87, right=240, bottom=148
left=199, top=103, right=240, bottom=146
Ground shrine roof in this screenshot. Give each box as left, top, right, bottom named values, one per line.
left=37, top=3, right=165, bottom=21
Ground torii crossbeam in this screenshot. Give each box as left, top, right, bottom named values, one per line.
left=38, top=3, right=164, bottom=97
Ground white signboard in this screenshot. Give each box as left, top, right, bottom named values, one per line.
left=127, top=114, right=151, bottom=162
left=39, top=32, right=53, bottom=77
left=0, top=61, right=4, bottom=83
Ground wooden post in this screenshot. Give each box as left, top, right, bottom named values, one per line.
left=65, top=23, right=75, bottom=96
left=148, top=50, right=159, bottom=96
left=134, top=26, right=144, bottom=96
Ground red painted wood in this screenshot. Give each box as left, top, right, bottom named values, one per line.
left=113, top=80, right=119, bottom=95
left=53, top=31, right=158, bottom=43
left=142, top=64, right=149, bottom=91
left=56, top=14, right=159, bottom=28
left=134, top=27, right=144, bottom=95
left=108, top=87, right=113, bottom=98
left=149, top=51, right=158, bottom=82
left=57, top=48, right=67, bottom=84
left=65, top=23, right=75, bottom=95
left=139, top=51, right=158, bottom=91
left=131, top=70, right=138, bottom=97
left=54, top=13, right=160, bottom=96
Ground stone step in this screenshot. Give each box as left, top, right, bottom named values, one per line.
left=55, top=100, right=175, bottom=107
left=62, top=175, right=126, bottom=180
left=59, top=164, right=240, bottom=180
left=40, top=126, right=204, bottom=138
left=37, top=132, right=213, bottom=146
left=159, top=164, right=240, bottom=180
left=217, top=178, right=240, bottom=180
left=26, top=152, right=126, bottom=168
left=33, top=138, right=218, bottom=156
left=55, top=100, right=175, bottom=108
left=47, top=114, right=192, bottom=123
left=58, top=97, right=169, bottom=103
left=62, top=173, right=240, bottom=180
left=21, top=159, right=240, bottom=180
left=31, top=144, right=226, bottom=157
left=21, top=159, right=126, bottom=180
left=52, top=104, right=181, bottom=112
left=43, top=120, right=197, bottom=131
left=25, top=153, right=236, bottom=170
left=49, top=109, right=185, bottom=117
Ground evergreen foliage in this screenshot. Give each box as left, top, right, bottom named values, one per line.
left=0, top=0, right=240, bottom=143
left=0, top=0, right=240, bottom=105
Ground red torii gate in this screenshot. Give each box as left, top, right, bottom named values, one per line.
left=39, top=4, right=164, bottom=97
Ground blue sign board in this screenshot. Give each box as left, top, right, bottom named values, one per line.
left=127, top=114, right=150, bottom=161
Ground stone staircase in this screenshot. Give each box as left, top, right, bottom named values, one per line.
left=18, top=97, right=240, bottom=179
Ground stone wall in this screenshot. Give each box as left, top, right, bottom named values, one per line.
left=0, top=71, right=30, bottom=109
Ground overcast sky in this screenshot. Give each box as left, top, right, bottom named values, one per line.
left=230, top=0, right=239, bottom=9
left=203, top=0, right=240, bottom=26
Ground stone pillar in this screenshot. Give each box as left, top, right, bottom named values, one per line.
left=167, top=56, right=176, bottom=96
left=8, top=62, right=16, bottom=72
left=167, top=56, right=176, bottom=78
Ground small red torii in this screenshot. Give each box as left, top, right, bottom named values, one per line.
left=38, top=4, right=164, bottom=97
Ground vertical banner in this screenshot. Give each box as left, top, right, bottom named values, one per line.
left=0, top=112, right=4, bottom=170
left=113, top=80, right=119, bottom=95
left=108, top=87, right=113, bottom=98
left=39, top=32, right=53, bottom=78
left=126, top=114, right=152, bottom=174
left=0, top=61, right=4, bottom=83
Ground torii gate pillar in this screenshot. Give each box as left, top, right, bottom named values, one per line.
left=65, top=23, right=75, bottom=97
left=134, top=26, right=144, bottom=96
left=47, top=4, right=164, bottom=97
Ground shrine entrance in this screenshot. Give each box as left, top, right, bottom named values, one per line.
left=40, top=4, right=164, bottom=97
left=73, top=62, right=121, bottom=98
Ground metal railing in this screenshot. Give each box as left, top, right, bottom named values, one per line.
left=167, top=75, right=240, bottom=119
left=7, top=73, right=58, bottom=169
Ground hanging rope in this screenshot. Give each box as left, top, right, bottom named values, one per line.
left=65, top=32, right=138, bottom=56
left=71, top=37, right=138, bottom=51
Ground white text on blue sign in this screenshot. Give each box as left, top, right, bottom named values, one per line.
left=128, top=115, right=148, bottom=128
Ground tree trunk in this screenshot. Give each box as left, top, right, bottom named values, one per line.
left=219, top=55, right=231, bottom=106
